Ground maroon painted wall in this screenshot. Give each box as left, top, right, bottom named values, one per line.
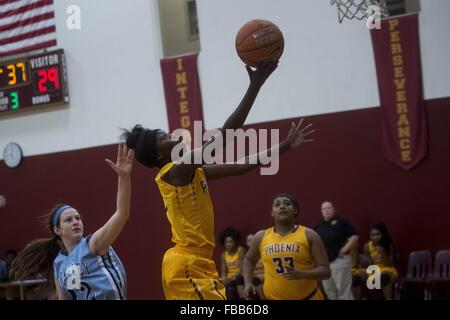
left=1, top=97, right=449, bottom=299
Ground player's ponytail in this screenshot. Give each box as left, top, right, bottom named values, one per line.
left=121, top=125, right=162, bottom=168
left=9, top=204, right=64, bottom=282
left=122, top=124, right=145, bottom=150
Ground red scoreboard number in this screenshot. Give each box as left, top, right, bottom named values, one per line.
left=36, top=67, right=60, bottom=93
left=0, top=49, right=69, bottom=115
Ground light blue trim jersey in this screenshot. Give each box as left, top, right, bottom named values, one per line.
left=53, top=236, right=127, bottom=300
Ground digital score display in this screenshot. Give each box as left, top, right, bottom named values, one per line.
left=0, top=49, right=69, bottom=115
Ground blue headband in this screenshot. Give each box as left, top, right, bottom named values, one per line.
left=52, top=205, right=73, bottom=226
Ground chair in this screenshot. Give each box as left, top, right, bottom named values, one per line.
left=429, top=250, right=450, bottom=299
left=432, top=250, right=450, bottom=278
left=398, top=250, right=432, bottom=299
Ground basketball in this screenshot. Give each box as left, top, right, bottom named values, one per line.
left=235, top=19, right=284, bottom=67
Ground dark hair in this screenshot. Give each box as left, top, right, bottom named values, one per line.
left=273, top=193, right=299, bottom=216
left=9, top=204, right=65, bottom=281
left=371, top=222, right=394, bottom=255
left=219, top=226, right=241, bottom=246
left=121, top=125, right=161, bottom=168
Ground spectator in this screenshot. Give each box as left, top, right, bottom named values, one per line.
left=314, top=201, right=359, bottom=300
left=219, top=226, right=245, bottom=300
left=0, top=250, right=16, bottom=282
left=361, top=223, right=398, bottom=299
left=0, top=259, right=7, bottom=282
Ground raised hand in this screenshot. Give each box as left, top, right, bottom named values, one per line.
left=285, top=118, right=314, bottom=148
left=105, top=143, right=134, bottom=176
left=246, top=60, right=279, bottom=87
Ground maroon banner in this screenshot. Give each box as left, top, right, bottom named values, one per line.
left=160, top=53, right=204, bottom=146
left=371, top=14, right=427, bottom=170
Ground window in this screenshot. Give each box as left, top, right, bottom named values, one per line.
left=158, top=0, right=201, bottom=58
left=386, top=0, right=420, bottom=16
left=186, top=0, right=199, bottom=41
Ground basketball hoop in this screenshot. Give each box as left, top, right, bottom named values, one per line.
left=331, top=0, right=389, bottom=23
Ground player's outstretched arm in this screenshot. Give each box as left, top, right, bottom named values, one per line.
left=167, top=62, right=278, bottom=185
left=89, top=143, right=133, bottom=256
left=203, top=119, right=314, bottom=180
left=243, top=230, right=265, bottom=299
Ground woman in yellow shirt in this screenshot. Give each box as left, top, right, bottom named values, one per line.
left=219, top=227, right=245, bottom=300
left=243, top=194, right=330, bottom=300
left=363, top=223, right=398, bottom=299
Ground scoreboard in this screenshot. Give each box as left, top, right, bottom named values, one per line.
left=0, top=49, right=69, bottom=115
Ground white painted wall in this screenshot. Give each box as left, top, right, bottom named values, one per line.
left=1, top=0, right=449, bottom=160
left=420, top=0, right=450, bottom=100
left=196, top=0, right=450, bottom=128
left=0, top=0, right=168, bottom=159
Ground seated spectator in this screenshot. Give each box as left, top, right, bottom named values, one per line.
left=0, top=250, right=17, bottom=282
left=219, top=226, right=245, bottom=300
left=357, top=223, right=399, bottom=300
left=0, top=259, right=8, bottom=282
left=314, top=201, right=359, bottom=300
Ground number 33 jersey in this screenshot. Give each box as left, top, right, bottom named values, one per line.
left=260, top=225, right=323, bottom=300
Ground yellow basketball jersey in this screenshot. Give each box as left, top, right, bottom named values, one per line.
left=367, top=241, right=398, bottom=280
left=260, top=225, right=322, bottom=300
left=224, top=246, right=244, bottom=278
left=155, top=162, right=215, bottom=253
left=368, top=241, right=383, bottom=265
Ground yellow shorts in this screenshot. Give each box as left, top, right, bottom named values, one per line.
left=352, top=266, right=399, bottom=282
left=352, top=267, right=367, bottom=276
left=162, top=246, right=226, bottom=300
left=310, top=288, right=325, bottom=300
left=263, top=283, right=324, bottom=300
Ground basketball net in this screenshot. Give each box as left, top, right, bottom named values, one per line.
left=331, top=0, right=389, bottom=23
